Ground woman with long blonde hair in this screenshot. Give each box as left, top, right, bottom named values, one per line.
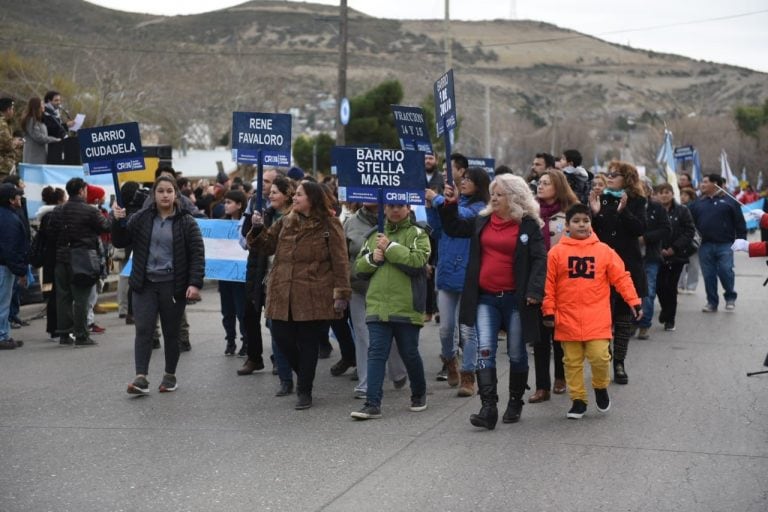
left=440, top=174, right=547, bottom=430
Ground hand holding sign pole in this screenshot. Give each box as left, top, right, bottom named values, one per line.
left=232, top=112, right=292, bottom=212
left=434, top=69, right=457, bottom=186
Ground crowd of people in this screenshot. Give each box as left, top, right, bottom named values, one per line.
left=1, top=103, right=766, bottom=423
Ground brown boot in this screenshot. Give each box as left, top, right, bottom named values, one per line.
left=528, top=389, right=551, bottom=403
left=442, top=355, right=460, bottom=387
left=457, top=371, right=475, bottom=397
left=237, top=358, right=263, bottom=376
left=552, top=379, right=567, bottom=394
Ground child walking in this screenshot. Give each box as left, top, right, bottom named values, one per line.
left=542, top=204, right=642, bottom=419
left=350, top=203, right=431, bottom=420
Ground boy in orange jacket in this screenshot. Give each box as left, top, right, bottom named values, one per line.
left=542, top=204, right=642, bottom=419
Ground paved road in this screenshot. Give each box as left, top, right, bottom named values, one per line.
left=1, top=252, right=767, bottom=511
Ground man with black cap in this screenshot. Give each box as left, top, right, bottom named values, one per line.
left=0, top=183, right=28, bottom=349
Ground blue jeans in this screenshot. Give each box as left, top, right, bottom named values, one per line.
left=638, top=261, right=660, bottom=328
left=475, top=292, right=527, bottom=372
left=366, top=322, right=426, bottom=407
left=0, top=266, right=14, bottom=341
left=698, top=242, right=737, bottom=308
left=266, top=319, right=292, bottom=383
left=437, top=289, right=479, bottom=371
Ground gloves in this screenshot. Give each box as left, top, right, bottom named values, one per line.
left=744, top=210, right=765, bottom=223
left=333, top=299, right=348, bottom=313
left=731, top=239, right=749, bottom=252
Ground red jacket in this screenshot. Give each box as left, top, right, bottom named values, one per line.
left=543, top=232, right=640, bottom=342
left=748, top=213, right=768, bottom=257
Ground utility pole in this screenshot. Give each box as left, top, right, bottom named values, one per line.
left=336, top=0, right=348, bottom=146
left=443, top=0, right=452, bottom=71
left=484, top=85, right=491, bottom=157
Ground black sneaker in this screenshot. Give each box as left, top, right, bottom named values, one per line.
left=393, top=376, right=407, bottom=389
left=410, top=395, right=427, bottom=412
left=567, top=399, right=587, bottom=419
left=237, top=343, right=247, bottom=357
left=295, top=393, right=312, bottom=410
left=59, top=333, right=74, bottom=346
left=350, top=404, right=382, bottom=420
left=0, top=338, right=20, bottom=349
left=159, top=374, right=177, bottom=393
left=330, top=359, right=355, bottom=377
left=664, top=322, right=676, bottom=331
left=224, top=341, right=236, bottom=356
left=74, top=337, right=98, bottom=347
left=595, top=388, right=610, bottom=412
left=127, top=375, right=150, bottom=395
left=436, top=362, right=448, bottom=381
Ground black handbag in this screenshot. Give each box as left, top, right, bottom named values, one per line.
left=70, top=247, right=101, bottom=287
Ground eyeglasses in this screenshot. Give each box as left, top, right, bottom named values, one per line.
left=606, top=172, right=623, bottom=178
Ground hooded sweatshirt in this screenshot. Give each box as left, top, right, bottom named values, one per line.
left=542, top=232, right=640, bottom=342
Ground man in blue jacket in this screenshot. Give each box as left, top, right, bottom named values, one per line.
left=689, top=174, right=747, bottom=312
left=0, top=183, right=28, bottom=349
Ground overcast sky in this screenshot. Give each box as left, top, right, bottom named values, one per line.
left=86, top=0, right=768, bottom=73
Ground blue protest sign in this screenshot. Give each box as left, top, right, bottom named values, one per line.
left=332, top=147, right=425, bottom=205
left=467, top=157, right=495, bottom=175
left=674, top=145, right=695, bottom=161
left=78, top=122, right=145, bottom=175
left=434, top=69, right=457, bottom=137
left=391, top=105, right=433, bottom=154
left=231, top=112, right=292, bottom=167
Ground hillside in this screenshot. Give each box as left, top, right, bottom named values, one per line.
left=1, top=0, right=766, bottom=166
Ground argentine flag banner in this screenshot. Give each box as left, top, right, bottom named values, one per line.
left=122, top=219, right=247, bottom=282
left=19, top=163, right=117, bottom=219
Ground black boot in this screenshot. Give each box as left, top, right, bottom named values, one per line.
left=614, top=360, right=628, bottom=385
left=502, top=369, right=528, bottom=424
left=470, top=368, right=498, bottom=430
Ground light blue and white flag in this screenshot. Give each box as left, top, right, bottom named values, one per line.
left=692, top=149, right=703, bottom=189
left=656, top=129, right=679, bottom=201
left=720, top=149, right=740, bottom=192
left=19, top=163, right=117, bottom=220
left=122, top=219, right=247, bottom=282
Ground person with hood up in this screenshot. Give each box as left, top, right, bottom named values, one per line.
left=557, top=149, right=593, bottom=205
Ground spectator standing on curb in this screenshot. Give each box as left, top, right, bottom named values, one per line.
left=0, top=183, right=28, bottom=349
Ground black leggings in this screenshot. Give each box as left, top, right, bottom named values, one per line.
left=532, top=323, right=564, bottom=390
left=271, top=319, right=330, bottom=395
left=132, top=281, right=186, bottom=375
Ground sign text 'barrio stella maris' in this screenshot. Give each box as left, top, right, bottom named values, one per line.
left=332, top=147, right=425, bottom=205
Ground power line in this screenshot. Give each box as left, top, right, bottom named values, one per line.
left=476, top=9, right=768, bottom=49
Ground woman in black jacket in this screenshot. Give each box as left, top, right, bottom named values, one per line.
left=112, top=175, right=205, bottom=395
left=589, top=161, right=647, bottom=385
left=440, top=174, right=547, bottom=430
left=655, top=182, right=696, bottom=331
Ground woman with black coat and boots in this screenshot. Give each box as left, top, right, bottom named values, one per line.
left=589, top=161, right=647, bottom=385
left=440, top=174, right=546, bottom=430
left=655, top=182, right=696, bottom=332
left=238, top=176, right=295, bottom=398
left=112, top=175, right=205, bottom=395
